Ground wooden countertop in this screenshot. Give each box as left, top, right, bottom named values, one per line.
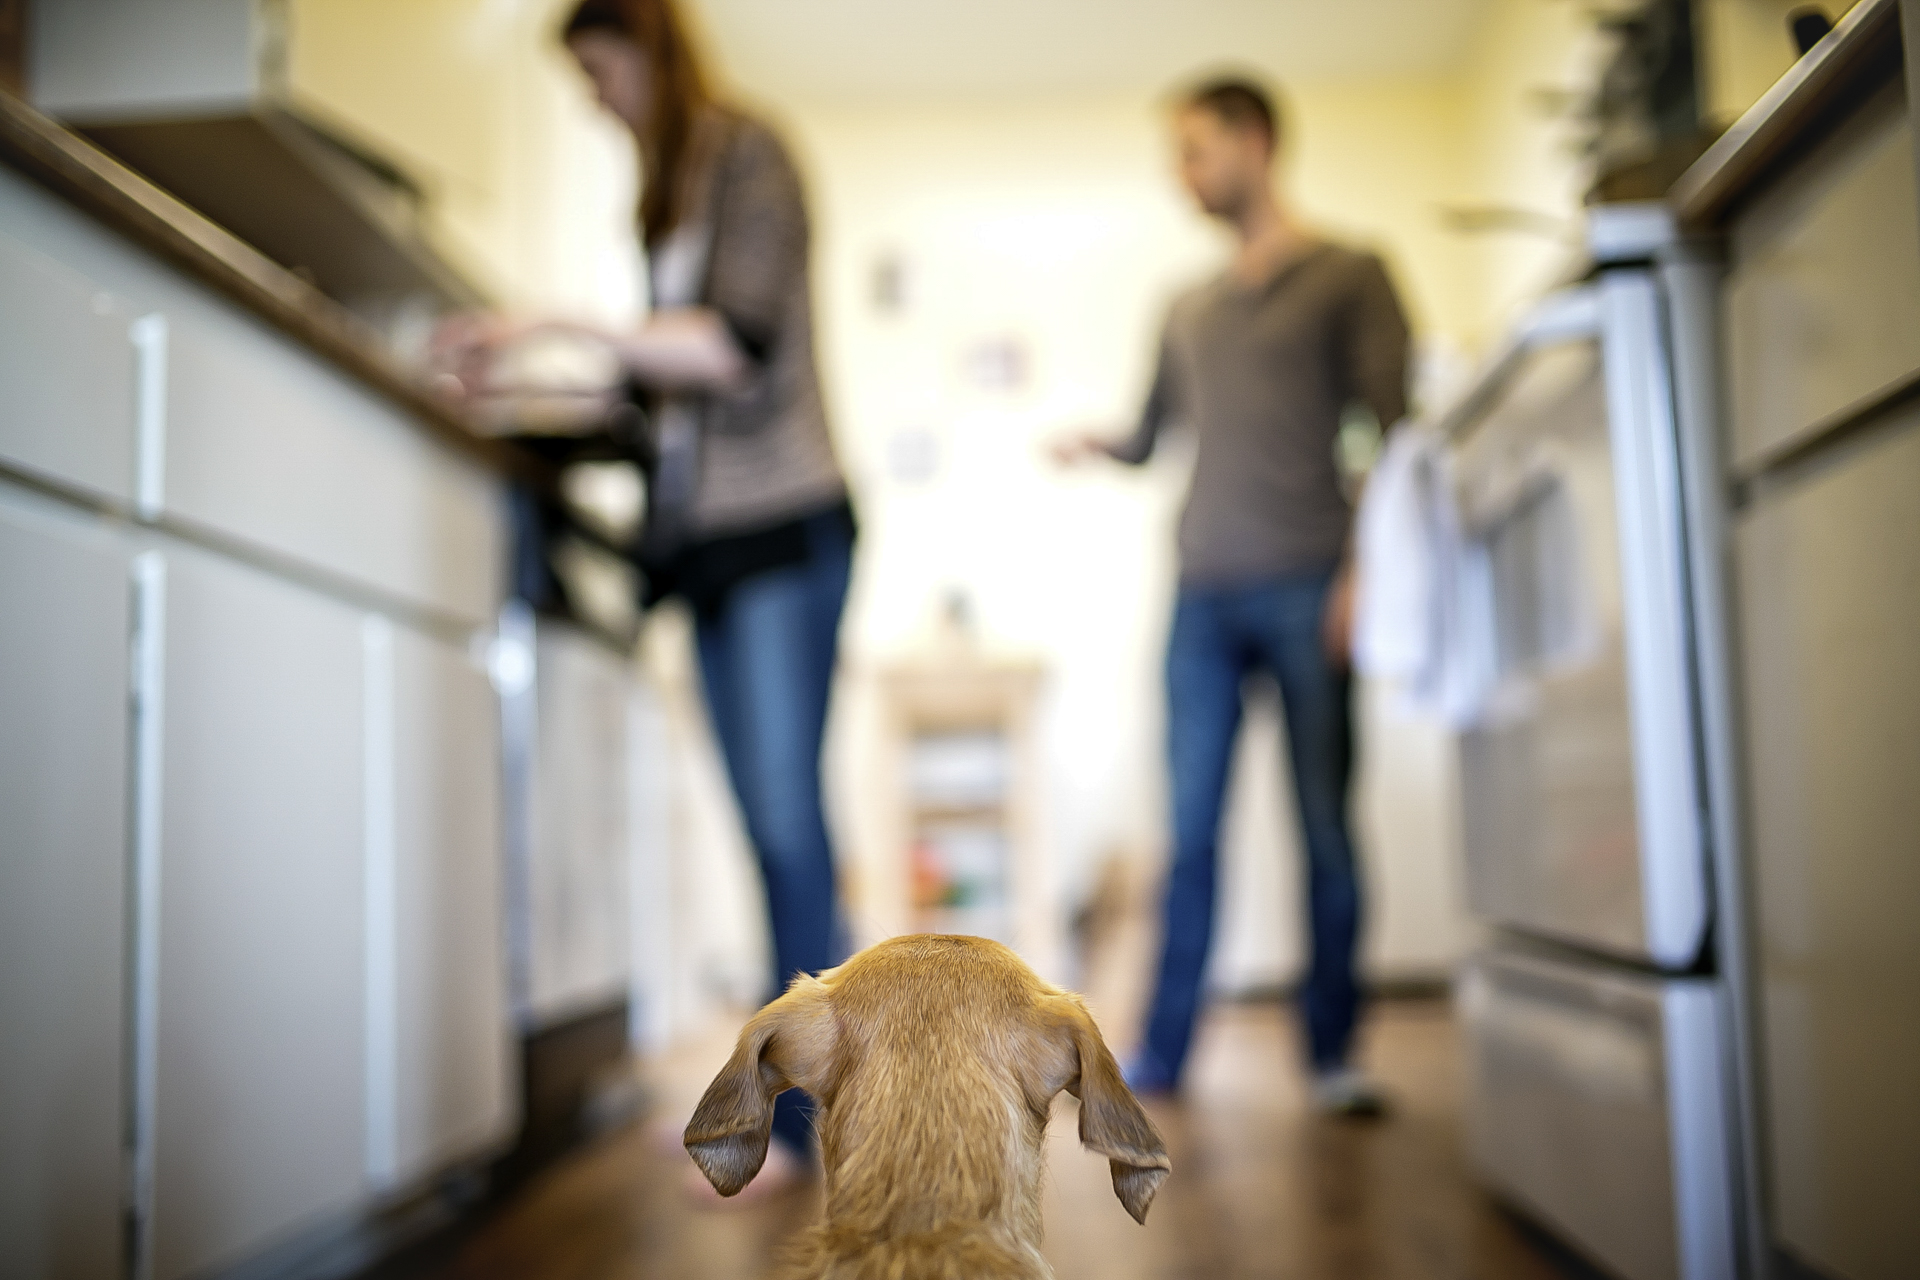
left=0, top=89, right=554, bottom=490
left=1671, top=0, right=1906, bottom=229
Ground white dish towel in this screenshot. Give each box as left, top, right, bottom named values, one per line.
left=1352, top=424, right=1497, bottom=727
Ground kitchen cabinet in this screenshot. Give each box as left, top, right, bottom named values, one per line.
left=1672, top=3, right=1920, bottom=1271
left=149, top=545, right=369, bottom=1280
left=380, top=621, right=515, bottom=1191
left=0, top=483, right=133, bottom=1280
left=3, top=88, right=522, bottom=1280
left=1734, top=404, right=1920, bottom=1279
left=1722, top=79, right=1920, bottom=471
left=0, top=164, right=502, bottom=630
left=520, top=621, right=635, bottom=1025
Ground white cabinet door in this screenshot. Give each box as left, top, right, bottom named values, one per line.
left=523, top=622, right=633, bottom=1026
left=1737, top=406, right=1920, bottom=1280
left=366, top=621, right=515, bottom=1192
left=0, top=485, right=132, bottom=1280
left=151, top=547, right=368, bottom=1280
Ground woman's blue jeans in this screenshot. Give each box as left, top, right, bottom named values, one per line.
left=1136, top=567, right=1364, bottom=1087
left=694, top=508, right=852, bottom=1155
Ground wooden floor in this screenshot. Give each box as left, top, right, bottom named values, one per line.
left=403, top=999, right=1580, bottom=1280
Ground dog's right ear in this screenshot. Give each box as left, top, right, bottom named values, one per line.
left=684, top=974, right=837, bottom=1195
left=1047, top=995, right=1172, bottom=1224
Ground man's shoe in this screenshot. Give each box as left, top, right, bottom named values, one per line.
left=1310, top=1067, right=1388, bottom=1118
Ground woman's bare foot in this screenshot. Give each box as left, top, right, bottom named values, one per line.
left=681, top=1137, right=809, bottom=1207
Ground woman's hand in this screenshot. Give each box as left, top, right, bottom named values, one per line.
left=426, top=309, right=749, bottom=402
left=426, top=311, right=527, bottom=402
left=613, top=308, right=749, bottom=392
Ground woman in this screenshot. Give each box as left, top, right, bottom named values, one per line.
left=454, top=0, right=852, bottom=1195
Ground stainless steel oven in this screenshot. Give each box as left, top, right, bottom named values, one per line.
left=1440, top=209, right=1739, bottom=1280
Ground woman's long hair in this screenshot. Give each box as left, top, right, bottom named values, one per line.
left=562, top=0, right=712, bottom=248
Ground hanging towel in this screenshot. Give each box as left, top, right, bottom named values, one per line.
left=1353, top=423, right=1439, bottom=681
left=1353, top=425, right=1497, bottom=727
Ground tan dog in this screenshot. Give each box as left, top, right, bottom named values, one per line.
left=684, top=934, right=1171, bottom=1278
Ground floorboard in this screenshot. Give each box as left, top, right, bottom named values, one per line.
left=398, top=999, right=1578, bottom=1280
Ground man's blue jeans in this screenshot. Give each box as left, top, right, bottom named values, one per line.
left=695, top=508, right=852, bottom=1155
left=1136, top=567, right=1364, bottom=1087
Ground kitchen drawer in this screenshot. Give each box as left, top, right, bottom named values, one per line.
left=0, top=167, right=141, bottom=504
left=162, top=295, right=502, bottom=626
left=1460, top=949, right=1734, bottom=1280
left=1724, top=76, right=1920, bottom=473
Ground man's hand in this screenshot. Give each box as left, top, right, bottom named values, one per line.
left=1048, top=430, right=1115, bottom=467
left=1321, top=562, right=1357, bottom=671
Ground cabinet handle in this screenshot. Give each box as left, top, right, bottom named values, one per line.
left=361, top=615, right=400, bottom=1190
left=127, top=551, right=166, bottom=1278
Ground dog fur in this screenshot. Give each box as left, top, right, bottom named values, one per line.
left=684, top=934, right=1171, bottom=1279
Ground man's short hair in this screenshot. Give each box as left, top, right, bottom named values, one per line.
left=1181, top=76, right=1282, bottom=152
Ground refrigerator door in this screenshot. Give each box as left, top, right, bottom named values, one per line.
left=1460, top=948, right=1735, bottom=1280
left=1449, top=275, right=1707, bottom=968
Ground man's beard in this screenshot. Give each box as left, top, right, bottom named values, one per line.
left=1203, top=180, right=1256, bottom=223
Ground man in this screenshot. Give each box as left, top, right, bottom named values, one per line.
left=1055, top=77, right=1408, bottom=1115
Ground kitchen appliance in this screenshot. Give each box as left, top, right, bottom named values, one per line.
left=29, top=0, right=485, bottom=334
left=493, top=601, right=646, bottom=1166
left=1442, top=206, right=1742, bottom=1280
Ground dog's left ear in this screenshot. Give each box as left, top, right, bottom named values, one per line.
left=1051, top=996, right=1171, bottom=1224
left=684, top=974, right=837, bottom=1196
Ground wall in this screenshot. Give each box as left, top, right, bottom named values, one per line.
left=277, top=0, right=1848, bottom=1018
left=288, top=0, right=643, bottom=323
left=1699, top=0, right=1864, bottom=125
left=779, top=87, right=1484, bottom=991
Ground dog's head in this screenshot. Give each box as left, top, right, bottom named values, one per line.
left=683, top=935, right=1171, bottom=1224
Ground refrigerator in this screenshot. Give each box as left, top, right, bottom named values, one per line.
left=1441, top=207, right=1742, bottom=1280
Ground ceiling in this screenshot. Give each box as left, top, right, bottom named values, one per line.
left=685, top=0, right=1495, bottom=108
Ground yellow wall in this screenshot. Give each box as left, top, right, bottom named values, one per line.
left=775, top=86, right=1483, bottom=986
left=289, top=0, right=642, bottom=321
left=1700, top=0, right=1863, bottom=125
